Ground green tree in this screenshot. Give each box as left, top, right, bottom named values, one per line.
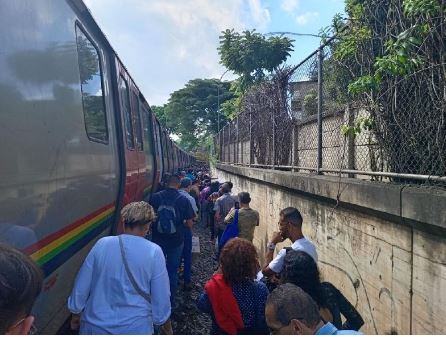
left=218, top=29, right=294, bottom=118
left=218, top=29, right=294, bottom=91
left=151, top=104, right=172, bottom=133
left=163, top=78, right=233, bottom=151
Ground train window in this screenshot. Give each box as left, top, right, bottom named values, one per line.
left=118, top=76, right=134, bottom=149
left=132, top=92, right=143, bottom=151
left=140, top=102, right=151, bottom=152
left=75, top=24, right=108, bottom=143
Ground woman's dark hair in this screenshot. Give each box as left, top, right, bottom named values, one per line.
left=281, top=250, right=325, bottom=307
left=219, top=238, right=258, bottom=286
left=0, top=244, right=43, bottom=334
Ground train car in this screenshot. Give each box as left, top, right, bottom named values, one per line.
left=0, top=0, right=192, bottom=333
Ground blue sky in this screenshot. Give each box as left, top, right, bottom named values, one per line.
left=84, top=0, right=345, bottom=106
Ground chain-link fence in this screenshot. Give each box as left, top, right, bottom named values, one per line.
left=215, top=35, right=446, bottom=188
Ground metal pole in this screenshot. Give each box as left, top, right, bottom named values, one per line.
left=233, top=121, right=236, bottom=164
left=291, top=123, right=296, bottom=172
left=217, top=85, right=220, bottom=133
left=240, top=116, right=244, bottom=165
left=236, top=116, right=240, bottom=164
left=317, top=47, right=323, bottom=174
left=272, top=108, right=276, bottom=169
left=222, top=125, right=225, bottom=162
left=249, top=109, right=253, bottom=166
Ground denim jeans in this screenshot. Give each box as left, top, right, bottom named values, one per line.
left=157, top=241, right=184, bottom=307
left=182, top=228, right=192, bottom=284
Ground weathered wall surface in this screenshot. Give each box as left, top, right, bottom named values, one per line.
left=213, top=164, right=446, bottom=335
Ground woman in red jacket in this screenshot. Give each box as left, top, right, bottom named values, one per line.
left=197, top=238, right=269, bottom=334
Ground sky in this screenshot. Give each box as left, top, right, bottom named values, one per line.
left=84, top=0, right=345, bottom=106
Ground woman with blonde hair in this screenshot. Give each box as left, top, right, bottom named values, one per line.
left=68, top=201, right=172, bottom=334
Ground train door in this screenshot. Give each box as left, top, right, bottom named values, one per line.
left=117, top=67, right=139, bottom=205
left=140, top=101, right=155, bottom=196
left=161, top=131, right=169, bottom=173
left=151, top=113, right=164, bottom=183
left=151, top=115, right=163, bottom=189
left=129, top=87, right=147, bottom=199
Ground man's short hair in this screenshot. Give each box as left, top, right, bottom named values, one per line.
left=167, top=174, right=181, bottom=186
left=180, top=177, right=192, bottom=189
left=238, top=192, right=251, bottom=204
left=224, top=181, right=233, bottom=190
left=280, top=207, right=303, bottom=227
left=221, top=183, right=231, bottom=194
left=0, top=244, right=43, bottom=334
left=267, top=283, right=320, bottom=327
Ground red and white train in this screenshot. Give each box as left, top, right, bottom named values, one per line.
left=0, top=0, right=194, bottom=332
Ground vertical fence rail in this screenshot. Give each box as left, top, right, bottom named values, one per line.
left=249, top=109, right=253, bottom=166
left=317, top=47, right=323, bottom=174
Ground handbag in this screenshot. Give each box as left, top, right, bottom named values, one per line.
left=218, top=209, right=239, bottom=250
left=118, top=235, right=151, bottom=303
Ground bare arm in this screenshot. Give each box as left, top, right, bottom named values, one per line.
left=159, top=319, right=173, bottom=335
left=261, top=232, right=286, bottom=276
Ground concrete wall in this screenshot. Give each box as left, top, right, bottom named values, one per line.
left=213, top=164, right=446, bottom=334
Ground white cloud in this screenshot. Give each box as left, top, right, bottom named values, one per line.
left=280, top=0, right=299, bottom=14
left=295, top=11, right=319, bottom=25
left=247, top=0, right=271, bottom=30
left=83, top=0, right=270, bottom=105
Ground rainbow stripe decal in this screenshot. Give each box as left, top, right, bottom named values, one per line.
left=24, top=203, right=115, bottom=276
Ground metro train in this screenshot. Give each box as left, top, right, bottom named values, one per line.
left=0, top=0, right=194, bottom=333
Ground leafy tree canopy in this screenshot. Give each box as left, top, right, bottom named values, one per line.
left=218, top=29, right=294, bottom=91
left=155, top=78, right=233, bottom=151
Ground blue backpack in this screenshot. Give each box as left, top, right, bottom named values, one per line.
left=156, top=194, right=181, bottom=234
left=218, top=209, right=239, bottom=250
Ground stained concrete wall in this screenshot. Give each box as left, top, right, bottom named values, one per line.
left=213, top=164, right=446, bottom=334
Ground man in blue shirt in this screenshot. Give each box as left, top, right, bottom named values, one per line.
left=265, top=283, right=362, bottom=335
left=150, top=175, right=195, bottom=307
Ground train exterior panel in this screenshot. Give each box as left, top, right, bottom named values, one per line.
left=0, top=0, right=121, bottom=332
left=0, top=0, right=195, bottom=333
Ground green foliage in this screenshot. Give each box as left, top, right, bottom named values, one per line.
left=303, top=89, right=318, bottom=117
left=151, top=104, right=171, bottom=133
left=341, top=116, right=375, bottom=137
left=218, top=29, right=294, bottom=91
left=161, top=78, right=233, bottom=151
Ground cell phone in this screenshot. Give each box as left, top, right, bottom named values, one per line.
left=235, top=202, right=240, bottom=209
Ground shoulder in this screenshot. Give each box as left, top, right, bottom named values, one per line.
left=254, top=280, right=269, bottom=297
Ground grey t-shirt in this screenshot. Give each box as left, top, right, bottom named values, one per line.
left=213, top=193, right=235, bottom=230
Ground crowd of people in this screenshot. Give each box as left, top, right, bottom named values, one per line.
left=0, top=164, right=365, bottom=335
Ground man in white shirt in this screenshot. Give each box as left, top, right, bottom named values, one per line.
left=261, top=207, right=317, bottom=277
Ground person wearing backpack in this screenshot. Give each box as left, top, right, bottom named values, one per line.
left=224, top=192, right=259, bottom=243
left=149, top=175, right=195, bottom=307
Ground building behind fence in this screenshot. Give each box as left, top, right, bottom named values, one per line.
left=215, top=35, right=446, bottom=188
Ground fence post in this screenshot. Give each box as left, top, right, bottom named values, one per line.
left=317, top=47, right=323, bottom=174
left=237, top=116, right=241, bottom=165
left=272, top=108, right=276, bottom=169
left=249, top=109, right=253, bottom=166
left=291, top=123, right=296, bottom=172
left=223, top=125, right=228, bottom=163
